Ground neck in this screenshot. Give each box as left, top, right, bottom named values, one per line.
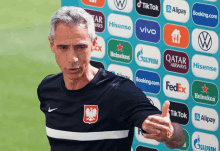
left=63, top=65, right=98, bottom=90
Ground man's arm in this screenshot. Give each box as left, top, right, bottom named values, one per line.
left=142, top=101, right=185, bottom=149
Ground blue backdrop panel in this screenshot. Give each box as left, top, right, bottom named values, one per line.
left=61, top=0, right=219, bottom=150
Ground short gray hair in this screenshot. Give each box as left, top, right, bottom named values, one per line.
left=49, top=6, right=96, bottom=42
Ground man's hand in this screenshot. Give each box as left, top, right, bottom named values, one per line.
left=142, top=101, right=174, bottom=142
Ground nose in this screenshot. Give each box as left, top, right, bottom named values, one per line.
left=67, top=48, right=79, bottom=63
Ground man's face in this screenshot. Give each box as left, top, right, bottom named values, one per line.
left=49, top=22, right=95, bottom=80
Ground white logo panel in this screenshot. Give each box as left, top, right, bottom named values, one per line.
left=135, top=44, right=161, bottom=69
left=163, top=0, right=189, bottom=23
left=204, top=0, right=217, bottom=1
left=192, top=132, right=219, bottom=151
left=146, top=96, right=161, bottom=111
left=163, top=75, right=189, bottom=100
left=107, top=13, right=133, bottom=38
left=108, top=0, right=133, bottom=13
left=91, top=36, right=105, bottom=59
left=135, top=127, right=160, bottom=145
left=192, top=54, right=219, bottom=80
left=107, top=64, right=133, bottom=81
left=192, top=28, right=219, bottom=54
left=192, top=106, right=219, bottom=131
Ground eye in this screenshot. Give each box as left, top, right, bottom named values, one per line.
left=75, top=45, right=87, bottom=50
left=58, top=45, right=68, bottom=50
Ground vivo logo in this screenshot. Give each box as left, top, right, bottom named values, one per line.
left=136, top=19, right=160, bottom=43
left=140, top=27, right=157, bottom=35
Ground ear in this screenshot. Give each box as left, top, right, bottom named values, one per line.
left=48, top=36, right=55, bottom=53
left=91, top=36, right=98, bottom=52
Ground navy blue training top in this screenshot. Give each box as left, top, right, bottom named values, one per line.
left=37, top=68, right=161, bottom=151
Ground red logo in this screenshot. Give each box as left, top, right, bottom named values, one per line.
left=83, top=105, right=98, bottom=124
left=202, top=85, right=208, bottom=93
left=117, top=43, right=123, bottom=52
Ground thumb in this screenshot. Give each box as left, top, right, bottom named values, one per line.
left=161, top=101, right=170, bottom=117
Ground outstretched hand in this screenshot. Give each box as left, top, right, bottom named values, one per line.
left=141, top=101, right=174, bottom=142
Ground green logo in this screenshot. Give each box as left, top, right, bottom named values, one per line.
left=192, top=80, right=218, bottom=106
left=108, top=39, right=132, bottom=63
left=179, top=129, right=189, bottom=151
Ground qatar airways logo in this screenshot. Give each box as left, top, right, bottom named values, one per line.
left=163, top=49, right=189, bottom=74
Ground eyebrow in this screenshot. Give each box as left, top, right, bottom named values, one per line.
left=56, top=43, right=88, bottom=47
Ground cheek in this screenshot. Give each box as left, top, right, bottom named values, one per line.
left=55, top=53, right=67, bottom=67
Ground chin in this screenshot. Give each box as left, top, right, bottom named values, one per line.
left=66, top=68, right=84, bottom=80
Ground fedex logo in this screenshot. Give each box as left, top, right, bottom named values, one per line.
left=166, top=81, right=186, bottom=93
left=163, top=75, right=189, bottom=100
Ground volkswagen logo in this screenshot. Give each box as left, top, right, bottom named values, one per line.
left=198, top=31, right=212, bottom=51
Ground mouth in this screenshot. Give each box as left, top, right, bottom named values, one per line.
left=67, top=68, right=80, bottom=73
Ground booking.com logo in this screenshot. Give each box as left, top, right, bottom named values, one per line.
left=135, top=70, right=160, bottom=94
left=192, top=3, right=218, bottom=27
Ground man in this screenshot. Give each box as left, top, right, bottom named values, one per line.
left=37, top=6, right=185, bottom=151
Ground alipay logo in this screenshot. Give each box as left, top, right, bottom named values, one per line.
left=135, top=70, right=160, bottom=94
left=108, top=0, right=133, bottom=13
left=195, top=113, right=200, bottom=121
left=166, top=5, right=172, bottom=13
left=192, top=28, right=219, bottom=54
left=135, top=44, right=161, bottom=69
left=107, top=13, right=133, bottom=38
left=135, top=19, right=160, bottom=43
left=192, top=106, right=219, bottom=131
left=192, top=3, right=218, bottom=28
left=163, top=0, right=189, bottom=23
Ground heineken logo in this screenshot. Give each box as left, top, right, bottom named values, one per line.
left=108, top=39, right=132, bottom=63
left=192, top=81, right=218, bottom=106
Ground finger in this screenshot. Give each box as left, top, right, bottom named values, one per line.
left=143, top=119, right=170, bottom=132
left=147, top=115, right=170, bottom=126
left=143, top=133, right=166, bottom=142
left=161, top=101, right=170, bottom=117
left=143, top=126, right=159, bottom=135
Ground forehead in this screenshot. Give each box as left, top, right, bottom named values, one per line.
left=54, top=22, right=91, bottom=44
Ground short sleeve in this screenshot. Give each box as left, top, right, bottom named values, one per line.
left=112, top=79, right=162, bottom=128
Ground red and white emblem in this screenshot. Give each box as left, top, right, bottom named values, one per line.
left=83, top=105, right=98, bottom=124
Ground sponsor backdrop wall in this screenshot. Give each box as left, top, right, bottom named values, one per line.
left=62, top=0, right=219, bottom=150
